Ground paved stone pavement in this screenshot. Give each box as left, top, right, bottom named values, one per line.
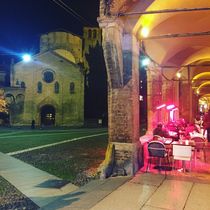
left=1, top=152, right=210, bottom=210
left=0, top=152, right=78, bottom=208
left=42, top=172, right=210, bottom=210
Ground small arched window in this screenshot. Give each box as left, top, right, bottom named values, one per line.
left=70, top=82, right=75, bottom=94
left=93, top=30, right=97, bottom=39
left=54, top=81, right=59, bottom=94
left=88, top=29, right=92, bottom=39
left=5, top=94, right=15, bottom=104
left=37, top=81, right=42, bottom=93
left=20, top=81, right=25, bottom=88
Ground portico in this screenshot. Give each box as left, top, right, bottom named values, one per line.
left=98, top=0, right=210, bottom=177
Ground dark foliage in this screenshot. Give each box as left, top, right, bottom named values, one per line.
left=84, top=43, right=108, bottom=125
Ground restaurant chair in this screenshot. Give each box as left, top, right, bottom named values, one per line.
left=190, top=136, right=207, bottom=162
left=146, top=141, right=170, bottom=173
left=172, top=144, right=192, bottom=172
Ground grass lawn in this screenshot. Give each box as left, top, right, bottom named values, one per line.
left=0, top=127, right=108, bottom=186
left=0, top=127, right=107, bottom=153
left=14, top=134, right=108, bottom=185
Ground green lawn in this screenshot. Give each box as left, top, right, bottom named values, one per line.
left=0, top=127, right=108, bottom=186
left=14, top=134, right=108, bottom=185
left=0, top=127, right=107, bottom=153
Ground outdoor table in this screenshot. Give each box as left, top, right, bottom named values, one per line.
left=172, top=139, right=195, bottom=146
left=172, top=140, right=195, bottom=172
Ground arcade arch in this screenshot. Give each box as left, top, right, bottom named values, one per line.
left=99, top=0, right=210, bottom=176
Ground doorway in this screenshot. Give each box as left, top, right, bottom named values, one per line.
left=41, top=105, right=55, bottom=126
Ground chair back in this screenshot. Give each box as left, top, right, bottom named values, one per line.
left=172, top=144, right=192, bottom=161
left=148, top=141, right=166, bottom=158
left=191, top=136, right=206, bottom=150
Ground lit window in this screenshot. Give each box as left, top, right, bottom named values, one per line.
left=46, top=113, right=53, bottom=120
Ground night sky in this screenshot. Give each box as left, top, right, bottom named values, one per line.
left=0, top=0, right=99, bottom=63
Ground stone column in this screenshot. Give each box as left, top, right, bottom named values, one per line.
left=179, top=80, right=190, bottom=121
left=192, top=92, right=199, bottom=118
left=98, top=17, right=140, bottom=177
left=179, top=67, right=193, bottom=123
left=188, top=66, right=193, bottom=122
left=162, top=80, right=174, bottom=122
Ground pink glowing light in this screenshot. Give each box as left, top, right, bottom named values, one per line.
left=169, top=110, right=174, bottom=121
left=166, top=104, right=175, bottom=110
left=156, top=104, right=166, bottom=110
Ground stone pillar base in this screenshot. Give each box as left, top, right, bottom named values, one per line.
left=99, top=142, right=143, bottom=178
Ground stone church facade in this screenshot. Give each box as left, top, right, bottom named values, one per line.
left=4, top=29, right=101, bottom=127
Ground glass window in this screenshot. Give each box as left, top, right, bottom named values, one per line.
left=88, top=29, right=92, bottom=39
left=54, top=81, right=59, bottom=94
left=70, top=82, right=75, bottom=94
left=43, top=70, right=54, bottom=83
left=37, top=81, right=42, bottom=93
left=93, top=30, right=97, bottom=39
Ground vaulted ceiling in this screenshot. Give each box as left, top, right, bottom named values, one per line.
left=104, top=0, right=210, bottom=103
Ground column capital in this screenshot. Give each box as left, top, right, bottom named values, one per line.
left=98, top=16, right=124, bottom=30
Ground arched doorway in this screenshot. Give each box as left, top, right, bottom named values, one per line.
left=40, top=105, right=55, bottom=126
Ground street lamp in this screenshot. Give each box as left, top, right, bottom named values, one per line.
left=140, top=27, right=150, bottom=38
left=22, top=53, right=32, bottom=62
left=141, top=57, right=150, bottom=67
left=176, top=72, right=181, bottom=79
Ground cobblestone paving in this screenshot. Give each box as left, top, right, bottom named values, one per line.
left=0, top=176, right=39, bottom=210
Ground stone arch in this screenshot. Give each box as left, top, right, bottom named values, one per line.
left=192, top=72, right=210, bottom=88
left=197, top=82, right=210, bottom=94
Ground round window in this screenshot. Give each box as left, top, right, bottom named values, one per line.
left=43, top=70, right=54, bottom=83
